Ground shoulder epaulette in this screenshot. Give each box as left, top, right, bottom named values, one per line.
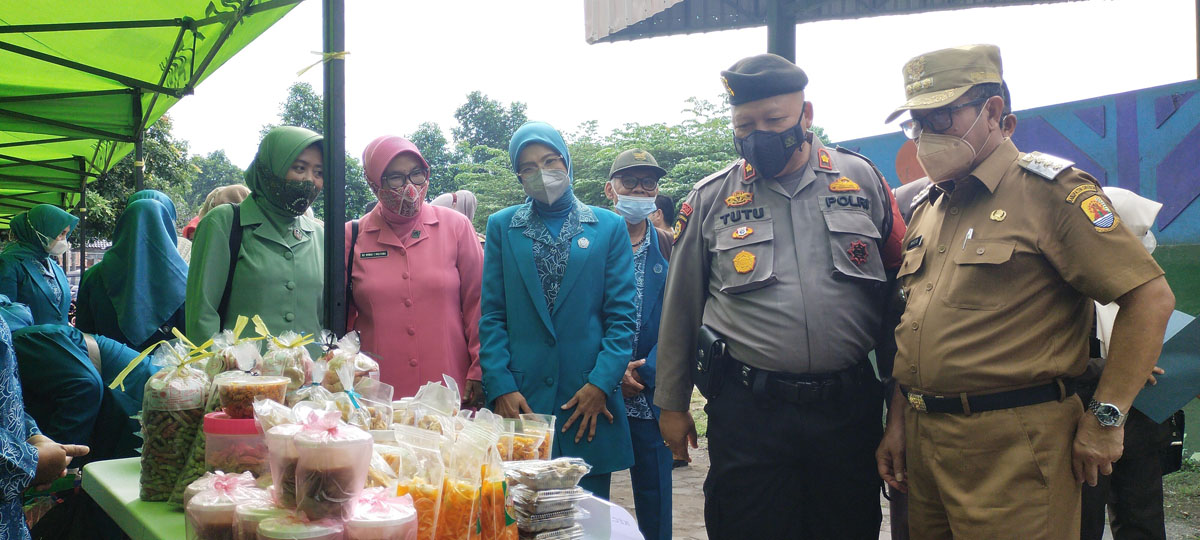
left=834, top=145, right=872, bottom=163
left=1018, top=151, right=1074, bottom=181
left=692, top=160, right=739, bottom=190
left=911, top=181, right=934, bottom=209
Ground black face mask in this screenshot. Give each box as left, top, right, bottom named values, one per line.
left=733, top=113, right=812, bottom=180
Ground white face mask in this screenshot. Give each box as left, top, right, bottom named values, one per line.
left=612, top=192, right=658, bottom=224
left=47, top=240, right=69, bottom=257
left=523, top=168, right=570, bottom=206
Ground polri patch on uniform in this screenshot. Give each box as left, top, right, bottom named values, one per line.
left=360, top=250, right=388, bottom=259
left=680, top=202, right=693, bottom=217
left=829, top=177, right=860, bottom=192
left=847, top=240, right=870, bottom=266
left=725, top=190, right=753, bottom=207
left=732, top=250, right=756, bottom=273
left=742, top=161, right=757, bottom=182
left=906, top=236, right=923, bottom=251
left=818, top=148, right=833, bottom=170
left=732, top=226, right=754, bottom=240
left=990, top=209, right=1007, bottom=222
left=1080, top=194, right=1120, bottom=232
left=1065, top=184, right=1098, bottom=204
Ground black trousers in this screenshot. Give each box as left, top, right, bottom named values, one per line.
left=1080, top=408, right=1172, bottom=540
left=703, top=374, right=884, bottom=540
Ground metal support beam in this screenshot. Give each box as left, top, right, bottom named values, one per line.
left=183, top=0, right=252, bottom=95
left=323, top=0, right=348, bottom=336
left=0, top=41, right=185, bottom=98
left=133, top=90, right=144, bottom=191
left=0, top=107, right=135, bottom=142
left=77, top=158, right=87, bottom=273
left=766, top=0, right=796, bottom=61
left=0, top=18, right=188, bottom=34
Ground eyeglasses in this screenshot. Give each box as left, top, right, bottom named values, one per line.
left=612, top=174, right=660, bottom=191
left=381, top=168, right=429, bottom=187
left=900, top=97, right=989, bottom=139
left=517, top=155, right=566, bottom=179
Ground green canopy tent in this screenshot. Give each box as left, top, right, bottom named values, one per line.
left=0, top=0, right=305, bottom=239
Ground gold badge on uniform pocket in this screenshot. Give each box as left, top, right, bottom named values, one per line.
left=732, top=226, right=754, bottom=239
left=725, top=191, right=753, bottom=207
left=732, top=250, right=756, bottom=274
left=990, top=209, right=1006, bottom=222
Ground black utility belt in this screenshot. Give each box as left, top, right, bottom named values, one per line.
left=733, top=359, right=874, bottom=406
left=902, top=380, right=1073, bottom=415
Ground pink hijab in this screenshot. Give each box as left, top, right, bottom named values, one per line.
left=362, top=136, right=431, bottom=226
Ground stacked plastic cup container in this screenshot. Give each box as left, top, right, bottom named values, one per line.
left=504, top=457, right=593, bottom=539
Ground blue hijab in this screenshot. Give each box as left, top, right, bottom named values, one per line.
left=97, top=199, right=188, bottom=347
left=127, top=190, right=178, bottom=240
left=508, top=121, right=577, bottom=216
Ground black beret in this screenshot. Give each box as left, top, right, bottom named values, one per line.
left=720, top=53, right=809, bottom=106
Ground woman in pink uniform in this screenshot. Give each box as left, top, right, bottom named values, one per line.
left=347, top=136, right=484, bottom=403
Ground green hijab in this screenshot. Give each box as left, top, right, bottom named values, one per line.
left=246, top=126, right=324, bottom=219
left=5, top=205, right=79, bottom=259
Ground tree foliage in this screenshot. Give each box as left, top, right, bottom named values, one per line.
left=188, top=150, right=244, bottom=208
left=261, top=82, right=374, bottom=220
left=83, top=116, right=195, bottom=241
left=408, top=122, right=458, bottom=198
left=452, top=91, right=528, bottom=164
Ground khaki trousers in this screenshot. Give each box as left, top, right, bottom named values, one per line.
left=905, top=395, right=1084, bottom=539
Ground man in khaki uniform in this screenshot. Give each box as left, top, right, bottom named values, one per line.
left=874, top=44, right=1176, bottom=539
left=656, top=53, right=906, bottom=539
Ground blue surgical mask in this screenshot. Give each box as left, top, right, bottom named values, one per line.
left=613, top=193, right=657, bottom=224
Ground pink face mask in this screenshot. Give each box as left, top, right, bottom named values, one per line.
left=380, top=182, right=426, bottom=218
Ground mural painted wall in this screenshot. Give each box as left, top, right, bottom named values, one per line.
left=836, top=79, right=1200, bottom=245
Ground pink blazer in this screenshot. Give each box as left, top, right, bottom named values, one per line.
left=345, top=205, right=483, bottom=398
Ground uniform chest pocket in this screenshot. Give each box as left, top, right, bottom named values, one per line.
left=712, top=222, right=777, bottom=294
left=942, top=239, right=1016, bottom=310
left=821, top=209, right=885, bottom=283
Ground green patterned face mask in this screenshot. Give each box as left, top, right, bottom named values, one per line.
left=255, top=160, right=321, bottom=216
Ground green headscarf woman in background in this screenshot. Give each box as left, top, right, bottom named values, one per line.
left=0, top=204, right=78, bottom=325
left=185, top=126, right=326, bottom=345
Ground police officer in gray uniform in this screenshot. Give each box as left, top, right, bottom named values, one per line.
left=655, top=53, right=906, bottom=539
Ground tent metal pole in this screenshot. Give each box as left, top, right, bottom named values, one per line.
left=134, top=90, right=144, bottom=191
left=77, top=159, right=87, bottom=273
left=323, top=0, right=347, bottom=335
left=0, top=137, right=81, bottom=150
left=0, top=41, right=185, bottom=97
left=766, top=0, right=796, bottom=62
left=0, top=107, right=135, bottom=142
left=0, top=18, right=188, bottom=34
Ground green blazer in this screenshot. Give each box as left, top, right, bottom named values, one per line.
left=0, top=252, right=70, bottom=325
left=185, top=197, right=325, bottom=346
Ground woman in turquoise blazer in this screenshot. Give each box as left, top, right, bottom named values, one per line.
left=0, top=205, right=77, bottom=326
left=479, top=122, right=637, bottom=498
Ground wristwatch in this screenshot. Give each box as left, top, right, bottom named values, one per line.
left=1087, top=399, right=1128, bottom=427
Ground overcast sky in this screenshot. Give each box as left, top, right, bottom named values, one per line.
left=168, top=0, right=1198, bottom=168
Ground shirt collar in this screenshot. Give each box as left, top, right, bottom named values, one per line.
left=968, top=138, right=1019, bottom=194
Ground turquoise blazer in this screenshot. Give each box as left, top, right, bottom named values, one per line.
left=480, top=201, right=637, bottom=475
left=0, top=252, right=70, bottom=325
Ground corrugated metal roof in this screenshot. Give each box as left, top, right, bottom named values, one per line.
left=585, top=0, right=1080, bottom=44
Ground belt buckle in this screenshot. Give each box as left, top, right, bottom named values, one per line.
left=907, top=392, right=928, bottom=413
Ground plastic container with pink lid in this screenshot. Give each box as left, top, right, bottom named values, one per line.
left=234, top=498, right=289, bottom=540
left=343, top=487, right=417, bottom=540
left=204, top=412, right=268, bottom=478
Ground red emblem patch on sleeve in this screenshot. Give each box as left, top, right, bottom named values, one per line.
left=847, top=240, right=869, bottom=265
left=680, top=202, right=693, bottom=217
